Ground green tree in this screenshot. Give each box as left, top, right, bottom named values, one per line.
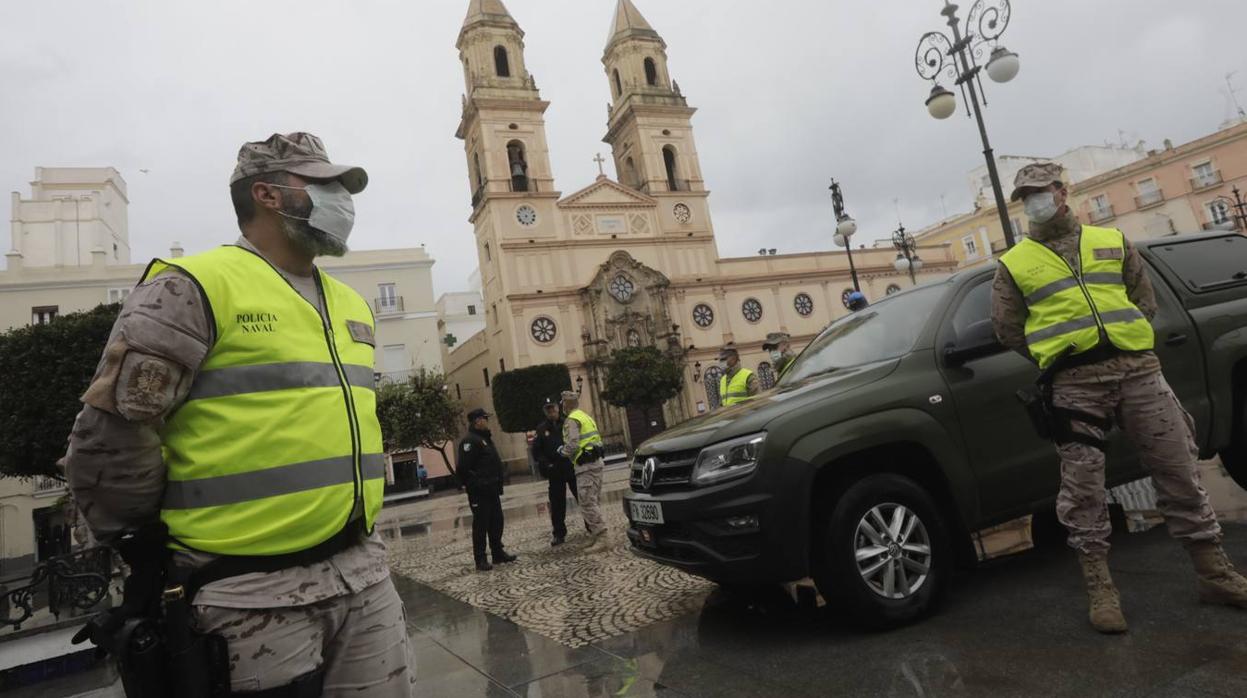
left=375, top=369, right=464, bottom=476
left=490, top=363, right=572, bottom=433
left=601, top=346, right=684, bottom=421
left=0, top=304, right=120, bottom=479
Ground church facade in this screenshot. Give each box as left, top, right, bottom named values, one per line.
left=449, top=0, right=956, bottom=466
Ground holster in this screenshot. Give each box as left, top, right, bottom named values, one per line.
left=1015, top=348, right=1113, bottom=451
left=1016, top=384, right=1053, bottom=441
left=576, top=445, right=604, bottom=466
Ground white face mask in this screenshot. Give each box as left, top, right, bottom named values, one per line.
left=769, top=350, right=783, bottom=363
left=1024, top=191, right=1059, bottom=224
left=274, top=181, right=356, bottom=246
left=718, top=359, right=729, bottom=371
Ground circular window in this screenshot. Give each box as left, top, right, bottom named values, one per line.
left=841, top=289, right=859, bottom=309
left=742, top=298, right=763, bottom=323
left=886, top=284, right=903, bottom=296
left=794, top=293, right=814, bottom=317
left=692, top=303, right=715, bottom=328
left=609, top=274, right=636, bottom=303
left=673, top=203, right=692, bottom=224
left=516, top=205, right=538, bottom=227
left=530, top=316, right=557, bottom=344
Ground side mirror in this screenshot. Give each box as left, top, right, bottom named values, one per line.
left=944, top=319, right=1005, bottom=367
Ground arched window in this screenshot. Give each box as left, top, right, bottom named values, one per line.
left=613, top=69, right=623, bottom=98
left=644, top=57, right=658, bottom=86
left=625, top=157, right=639, bottom=189
left=662, top=146, right=679, bottom=192
left=703, top=366, right=725, bottom=409
left=494, top=46, right=511, bottom=78
left=757, top=362, right=777, bottom=390
left=506, top=140, right=528, bottom=192
left=472, top=152, right=484, bottom=189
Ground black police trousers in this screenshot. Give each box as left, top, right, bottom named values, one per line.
left=468, top=490, right=505, bottom=561
left=548, top=465, right=578, bottom=539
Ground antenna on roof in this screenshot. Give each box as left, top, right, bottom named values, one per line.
left=1227, top=71, right=1246, bottom=119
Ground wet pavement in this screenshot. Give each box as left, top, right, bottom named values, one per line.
left=389, top=460, right=1247, bottom=696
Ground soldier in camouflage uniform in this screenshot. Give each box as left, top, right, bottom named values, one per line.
left=762, top=332, right=797, bottom=378
left=63, top=133, right=413, bottom=694
left=992, top=162, right=1247, bottom=634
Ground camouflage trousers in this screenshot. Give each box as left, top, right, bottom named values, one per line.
left=193, top=576, right=414, bottom=696
left=577, top=460, right=608, bottom=535
left=1053, top=367, right=1221, bottom=556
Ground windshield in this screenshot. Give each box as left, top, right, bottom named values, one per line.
left=779, top=285, right=947, bottom=385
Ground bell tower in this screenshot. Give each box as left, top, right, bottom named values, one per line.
left=456, top=0, right=557, bottom=207
left=602, top=0, right=705, bottom=200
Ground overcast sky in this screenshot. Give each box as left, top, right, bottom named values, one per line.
left=3, top=0, right=1245, bottom=296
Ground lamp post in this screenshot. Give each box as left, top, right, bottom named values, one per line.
left=1213, top=185, right=1247, bottom=231
left=892, top=224, right=924, bottom=285
left=830, top=178, right=861, bottom=292
left=916, top=0, right=1020, bottom=250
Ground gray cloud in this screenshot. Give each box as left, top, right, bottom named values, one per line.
left=2, top=0, right=1244, bottom=293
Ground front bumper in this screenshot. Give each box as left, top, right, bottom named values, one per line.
left=622, top=470, right=804, bottom=584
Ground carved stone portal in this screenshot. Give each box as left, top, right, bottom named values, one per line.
left=578, top=251, right=690, bottom=451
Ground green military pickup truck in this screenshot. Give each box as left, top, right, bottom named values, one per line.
left=623, top=231, right=1247, bottom=628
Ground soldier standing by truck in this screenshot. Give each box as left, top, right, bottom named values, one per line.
left=992, top=162, right=1247, bottom=634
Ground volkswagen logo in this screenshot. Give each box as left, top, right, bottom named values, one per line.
left=641, top=457, right=657, bottom=490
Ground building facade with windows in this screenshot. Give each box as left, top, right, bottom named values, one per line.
left=436, top=288, right=486, bottom=351
left=914, top=121, right=1247, bottom=266
left=447, top=0, right=955, bottom=468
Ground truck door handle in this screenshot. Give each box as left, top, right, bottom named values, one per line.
left=1165, top=333, right=1188, bottom=346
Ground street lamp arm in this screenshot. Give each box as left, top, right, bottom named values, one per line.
left=967, top=0, right=1013, bottom=44
left=915, top=32, right=956, bottom=82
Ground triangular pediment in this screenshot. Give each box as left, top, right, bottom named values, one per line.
left=558, top=177, right=657, bottom=209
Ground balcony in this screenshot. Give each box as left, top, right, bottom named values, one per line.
left=32, top=476, right=66, bottom=497
left=1134, top=189, right=1165, bottom=209
left=1088, top=205, right=1116, bottom=224
left=375, top=296, right=405, bottom=315
left=1190, top=171, right=1223, bottom=192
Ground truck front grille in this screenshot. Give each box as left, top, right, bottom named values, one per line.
left=630, top=449, right=700, bottom=491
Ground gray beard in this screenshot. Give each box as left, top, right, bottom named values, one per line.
left=281, top=218, right=348, bottom=258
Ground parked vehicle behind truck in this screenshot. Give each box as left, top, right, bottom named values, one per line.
left=624, top=232, right=1247, bottom=628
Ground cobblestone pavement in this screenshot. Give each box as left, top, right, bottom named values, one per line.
left=388, top=497, right=715, bottom=648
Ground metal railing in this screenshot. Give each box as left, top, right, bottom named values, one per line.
left=1, top=547, right=113, bottom=631
left=1134, top=190, right=1165, bottom=209
left=32, top=476, right=66, bottom=497
left=1088, top=205, right=1116, bottom=224
left=1190, top=171, right=1223, bottom=191
left=374, top=297, right=405, bottom=315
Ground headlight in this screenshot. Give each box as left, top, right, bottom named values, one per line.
left=692, top=432, right=766, bottom=485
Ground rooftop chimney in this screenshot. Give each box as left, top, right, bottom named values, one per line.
left=170, top=241, right=184, bottom=258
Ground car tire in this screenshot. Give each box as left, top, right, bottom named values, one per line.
left=813, top=473, right=951, bottom=630
left=1219, top=386, right=1247, bottom=489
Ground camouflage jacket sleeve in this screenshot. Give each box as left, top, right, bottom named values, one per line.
left=63, top=272, right=212, bottom=542
left=990, top=263, right=1029, bottom=352
left=559, top=419, right=580, bottom=458
left=1121, top=237, right=1157, bottom=321
left=746, top=373, right=761, bottom=396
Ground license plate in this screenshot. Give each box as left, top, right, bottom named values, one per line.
left=629, top=501, right=664, bottom=525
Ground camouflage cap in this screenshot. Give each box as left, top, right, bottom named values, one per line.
left=718, top=345, right=739, bottom=359
left=761, top=332, right=791, bottom=350
left=1010, top=162, right=1065, bottom=202
left=230, top=132, right=368, bottom=194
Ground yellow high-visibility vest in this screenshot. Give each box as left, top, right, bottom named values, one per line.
left=144, top=245, right=384, bottom=555
left=563, top=409, right=603, bottom=465
left=719, top=368, right=754, bottom=407
left=999, top=226, right=1154, bottom=369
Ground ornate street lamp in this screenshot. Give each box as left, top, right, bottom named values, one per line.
left=916, top=0, right=1020, bottom=249
left=1212, top=185, right=1247, bottom=231
left=892, top=224, right=924, bottom=285
left=575, top=375, right=584, bottom=394
left=830, top=178, right=862, bottom=292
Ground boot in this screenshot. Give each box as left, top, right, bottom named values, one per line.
left=551, top=535, right=566, bottom=547
left=475, top=558, right=493, bottom=572
left=493, top=551, right=518, bottom=564
left=1188, top=542, right=1247, bottom=608
left=1078, top=552, right=1128, bottom=634
left=584, top=530, right=611, bottom=554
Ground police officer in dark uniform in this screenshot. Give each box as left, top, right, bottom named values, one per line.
left=457, top=408, right=518, bottom=571
left=531, top=397, right=578, bottom=546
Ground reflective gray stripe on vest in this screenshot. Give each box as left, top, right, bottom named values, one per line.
left=1025, top=307, right=1145, bottom=344
left=578, top=431, right=599, bottom=444
left=163, top=453, right=386, bottom=510
left=188, top=362, right=375, bottom=401
left=723, top=391, right=751, bottom=398
left=1024, top=273, right=1124, bottom=306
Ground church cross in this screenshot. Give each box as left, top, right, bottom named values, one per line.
left=594, top=153, right=607, bottom=176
